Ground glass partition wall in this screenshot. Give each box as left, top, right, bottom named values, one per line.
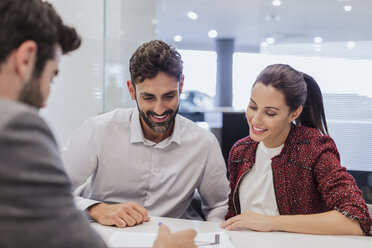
left=103, top=0, right=156, bottom=112
left=41, top=0, right=105, bottom=147
left=42, top=0, right=156, bottom=147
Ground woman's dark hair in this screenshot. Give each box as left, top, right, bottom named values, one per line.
left=129, top=40, right=183, bottom=87
left=254, top=64, right=329, bottom=135
left=0, top=0, right=81, bottom=77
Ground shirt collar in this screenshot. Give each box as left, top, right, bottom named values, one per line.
left=130, top=107, right=181, bottom=146
left=170, top=114, right=181, bottom=145
left=130, top=107, right=144, bottom=144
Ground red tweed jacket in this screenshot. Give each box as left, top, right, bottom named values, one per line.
left=226, top=124, right=372, bottom=235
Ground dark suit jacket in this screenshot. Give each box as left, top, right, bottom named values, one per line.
left=0, top=98, right=107, bottom=248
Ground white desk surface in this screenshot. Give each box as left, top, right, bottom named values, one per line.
left=91, top=216, right=372, bottom=248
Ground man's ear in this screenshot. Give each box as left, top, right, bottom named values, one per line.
left=179, top=74, right=184, bottom=94
left=290, top=105, right=303, bottom=122
left=127, top=80, right=136, bottom=100
left=14, top=41, right=37, bottom=82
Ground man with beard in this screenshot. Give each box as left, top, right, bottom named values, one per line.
left=62, top=40, right=230, bottom=228
left=0, top=1, right=197, bottom=247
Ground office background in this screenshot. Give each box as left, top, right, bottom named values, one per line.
left=42, top=0, right=372, bottom=201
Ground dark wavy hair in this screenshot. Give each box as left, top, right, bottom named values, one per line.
left=0, top=0, right=81, bottom=77
left=129, top=40, right=183, bottom=87
left=254, top=64, right=329, bottom=135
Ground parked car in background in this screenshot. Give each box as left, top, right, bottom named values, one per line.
left=179, top=90, right=214, bottom=121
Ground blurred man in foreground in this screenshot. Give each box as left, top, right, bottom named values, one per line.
left=0, top=0, right=196, bottom=247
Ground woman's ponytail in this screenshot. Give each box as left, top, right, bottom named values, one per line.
left=297, top=73, right=329, bottom=135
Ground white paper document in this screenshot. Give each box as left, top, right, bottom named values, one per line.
left=108, top=231, right=235, bottom=248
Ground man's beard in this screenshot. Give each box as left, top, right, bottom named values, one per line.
left=19, top=76, right=44, bottom=109
left=138, top=105, right=179, bottom=133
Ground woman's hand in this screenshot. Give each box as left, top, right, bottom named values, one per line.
left=219, top=210, right=274, bottom=232
left=220, top=210, right=364, bottom=235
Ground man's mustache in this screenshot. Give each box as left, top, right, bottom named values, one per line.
left=146, top=109, right=174, bottom=116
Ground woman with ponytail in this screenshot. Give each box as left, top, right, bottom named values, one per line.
left=220, top=64, right=371, bottom=235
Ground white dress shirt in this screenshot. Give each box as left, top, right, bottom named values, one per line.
left=239, top=142, right=283, bottom=216
left=62, top=108, right=229, bottom=222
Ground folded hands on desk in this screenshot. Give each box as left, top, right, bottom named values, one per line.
left=88, top=202, right=151, bottom=228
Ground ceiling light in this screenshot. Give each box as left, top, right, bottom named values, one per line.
left=344, top=5, right=352, bottom=11
left=266, top=37, right=275, bottom=44
left=346, top=41, right=356, bottom=49
left=260, top=42, right=268, bottom=47
left=208, top=30, right=218, bottom=39
left=313, top=36, right=322, bottom=43
left=272, top=0, right=282, bottom=7
left=173, top=35, right=182, bottom=42
left=187, top=11, right=198, bottom=20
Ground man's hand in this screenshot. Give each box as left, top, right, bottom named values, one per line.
left=153, top=224, right=197, bottom=248
left=88, top=202, right=151, bottom=228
